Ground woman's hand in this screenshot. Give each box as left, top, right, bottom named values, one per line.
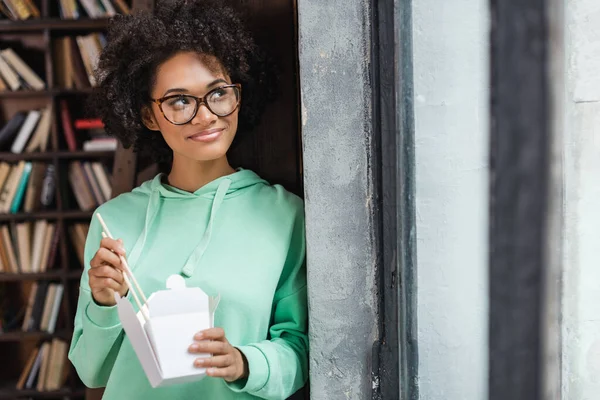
left=88, top=237, right=128, bottom=306
left=188, top=328, right=249, bottom=382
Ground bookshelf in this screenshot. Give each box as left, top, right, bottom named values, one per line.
left=0, top=1, right=141, bottom=399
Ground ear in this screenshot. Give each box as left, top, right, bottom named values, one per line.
left=142, top=106, right=160, bottom=131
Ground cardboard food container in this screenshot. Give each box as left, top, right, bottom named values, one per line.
left=115, top=274, right=220, bottom=388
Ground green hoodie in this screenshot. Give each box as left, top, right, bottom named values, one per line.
left=68, top=169, right=308, bottom=400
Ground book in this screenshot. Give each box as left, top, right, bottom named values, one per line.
left=0, top=54, right=20, bottom=90
left=21, top=282, right=38, bottom=331
left=91, top=162, right=112, bottom=201
left=46, top=284, right=63, bottom=334
left=0, top=162, right=10, bottom=192
left=45, top=339, right=68, bottom=390
left=39, top=164, right=56, bottom=209
left=0, top=161, right=25, bottom=213
left=69, top=161, right=96, bottom=210
left=23, top=162, right=47, bottom=212
left=25, top=342, right=45, bottom=388
left=29, top=219, right=47, bottom=273
left=83, top=161, right=105, bottom=204
left=38, top=222, right=56, bottom=272
left=0, top=112, right=26, bottom=149
left=10, top=161, right=33, bottom=213
left=41, top=224, right=59, bottom=272
left=40, top=283, right=57, bottom=332
left=15, top=221, right=31, bottom=272
left=11, top=110, right=41, bottom=153
left=29, top=281, right=48, bottom=331
left=25, top=105, right=52, bottom=152
left=16, top=346, right=39, bottom=390
left=0, top=225, right=19, bottom=273
left=0, top=48, right=45, bottom=90
left=83, top=138, right=118, bottom=151
left=53, top=37, right=74, bottom=88
left=60, top=100, right=77, bottom=151
left=75, top=118, right=104, bottom=130
left=36, top=340, right=51, bottom=391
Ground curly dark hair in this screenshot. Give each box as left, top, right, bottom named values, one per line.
left=92, top=0, right=277, bottom=164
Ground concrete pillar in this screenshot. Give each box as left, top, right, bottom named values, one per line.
left=297, top=1, right=379, bottom=399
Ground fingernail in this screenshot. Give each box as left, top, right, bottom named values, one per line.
left=195, top=359, right=205, bottom=366
left=194, top=332, right=204, bottom=340
left=189, top=344, right=199, bottom=352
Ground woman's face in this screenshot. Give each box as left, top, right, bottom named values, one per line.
left=144, top=51, right=239, bottom=163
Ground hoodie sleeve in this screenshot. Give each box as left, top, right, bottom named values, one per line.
left=226, top=199, right=309, bottom=399
left=68, top=211, right=125, bottom=388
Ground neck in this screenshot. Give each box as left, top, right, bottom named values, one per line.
left=167, top=154, right=235, bottom=192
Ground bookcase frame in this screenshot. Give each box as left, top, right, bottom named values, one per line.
left=0, top=1, right=147, bottom=399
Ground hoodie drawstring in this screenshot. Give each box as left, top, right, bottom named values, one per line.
left=127, top=188, right=160, bottom=271
left=181, top=179, right=231, bottom=277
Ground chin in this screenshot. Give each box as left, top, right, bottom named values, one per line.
left=183, top=144, right=230, bottom=162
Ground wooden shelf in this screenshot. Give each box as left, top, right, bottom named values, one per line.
left=0, top=18, right=109, bottom=32
left=0, top=329, right=70, bottom=342
left=0, top=386, right=85, bottom=399
left=0, top=90, right=51, bottom=99
left=0, top=270, right=81, bottom=282
left=0, top=88, right=95, bottom=99
left=0, top=151, right=114, bottom=162
left=0, top=210, right=94, bottom=222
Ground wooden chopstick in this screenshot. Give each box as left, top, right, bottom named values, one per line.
left=96, top=213, right=150, bottom=322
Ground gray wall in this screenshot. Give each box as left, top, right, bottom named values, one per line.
left=297, top=1, right=379, bottom=399
left=413, top=0, right=490, bottom=398
left=563, top=0, right=600, bottom=398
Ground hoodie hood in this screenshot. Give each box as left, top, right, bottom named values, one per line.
left=126, top=169, right=267, bottom=277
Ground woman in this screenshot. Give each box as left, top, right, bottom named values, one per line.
left=67, top=1, right=308, bottom=399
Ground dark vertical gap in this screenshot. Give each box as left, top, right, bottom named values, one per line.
left=396, top=0, right=418, bottom=398
left=488, top=0, right=550, bottom=399
left=372, top=0, right=417, bottom=399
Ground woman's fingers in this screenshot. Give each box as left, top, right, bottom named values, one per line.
left=188, top=340, right=228, bottom=355
left=89, top=265, right=124, bottom=284
left=193, top=354, right=235, bottom=368
left=100, top=237, right=126, bottom=257
left=89, top=276, right=123, bottom=292
left=91, top=247, right=122, bottom=270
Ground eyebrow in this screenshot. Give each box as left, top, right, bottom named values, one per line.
left=162, top=79, right=229, bottom=97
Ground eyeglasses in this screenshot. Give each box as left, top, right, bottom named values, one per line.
left=151, top=84, right=242, bottom=125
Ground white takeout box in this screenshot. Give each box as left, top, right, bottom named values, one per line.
left=115, top=274, right=220, bottom=388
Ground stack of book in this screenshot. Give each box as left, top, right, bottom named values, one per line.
left=59, top=0, right=130, bottom=18
left=76, top=118, right=117, bottom=151
left=60, top=100, right=117, bottom=151
left=0, top=0, right=40, bottom=20
left=16, top=338, right=69, bottom=391
left=0, top=106, right=52, bottom=153
left=53, top=32, right=106, bottom=88
left=0, top=219, right=59, bottom=273
left=0, top=48, right=45, bottom=92
left=22, top=281, right=64, bottom=332
left=68, top=160, right=111, bottom=210
left=0, top=161, right=56, bottom=214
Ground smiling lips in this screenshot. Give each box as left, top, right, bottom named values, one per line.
left=186, top=128, right=225, bottom=142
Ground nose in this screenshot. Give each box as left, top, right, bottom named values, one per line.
left=190, top=102, right=217, bottom=126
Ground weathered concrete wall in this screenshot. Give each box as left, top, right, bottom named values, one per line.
left=412, top=0, right=490, bottom=398
left=562, top=1, right=600, bottom=399
left=297, top=1, right=379, bottom=399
